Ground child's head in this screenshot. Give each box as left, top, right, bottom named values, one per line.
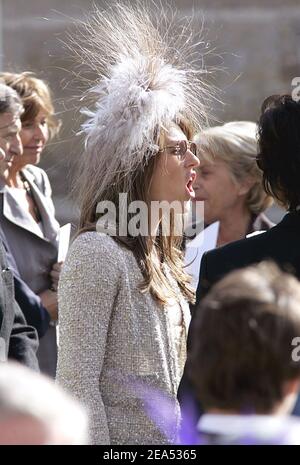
left=187, top=262, right=300, bottom=414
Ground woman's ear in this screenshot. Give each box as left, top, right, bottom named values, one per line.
left=237, top=176, right=255, bottom=197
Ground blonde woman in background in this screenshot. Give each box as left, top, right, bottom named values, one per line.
left=193, top=121, right=274, bottom=247
left=0, top=72, right=61, bottom=378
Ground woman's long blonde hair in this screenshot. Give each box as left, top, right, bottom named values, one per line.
left=194, top=121, right=273, bottom=215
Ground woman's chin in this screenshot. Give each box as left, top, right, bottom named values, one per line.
left=172, top=199, right=191, bottom=216
left=183, top=199, right=192, bottom=214
left=23, top=153, right=41, bottom=166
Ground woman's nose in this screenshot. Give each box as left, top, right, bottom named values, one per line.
left=185, top=150, right=200, bottom=168
left=11, top=134, right=23, bottom=156
left=34, top=125, right=45, bottom=141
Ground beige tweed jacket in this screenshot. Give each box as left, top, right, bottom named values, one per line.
left=56, top=232, right=190, bottom=445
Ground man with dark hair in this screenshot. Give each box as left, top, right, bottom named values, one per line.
left=195, top=94, right=300, bottom=303
left=0, top=83, right=39, bottom=369
left=186, top=262, right=300, bottom=445
left=179, top=94, right=300, bottom=431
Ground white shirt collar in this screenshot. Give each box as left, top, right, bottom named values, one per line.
left=197, top=413, right=300, bottom=444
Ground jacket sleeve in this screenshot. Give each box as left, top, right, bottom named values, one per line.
left=13, top=275, right=50, bottom=338
left=56, top=233, right=122, bottom=445
left=0, top=237, right=39, bottom=370
left=8, top=299, right=39, bottom=371
left=3, top=236, right=50, bottom=338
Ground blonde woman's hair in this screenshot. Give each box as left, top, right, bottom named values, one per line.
left=194, top=121, right=273, bottom=215
left=0, top=72, right=60, bottom=139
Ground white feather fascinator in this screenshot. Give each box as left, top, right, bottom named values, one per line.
left=70, top=2, right=213, bottom=216
left=82, top=55, right=187, bottom=169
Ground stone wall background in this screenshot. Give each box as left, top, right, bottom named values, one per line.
left=2, top=0, right=300, bottom=225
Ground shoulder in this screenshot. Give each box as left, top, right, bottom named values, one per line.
left=251, top=212, right=275, bottom=232
left=196, top=217, right=291, bottom=302
left=66, top=232, right=128, bottom=271
left=196, top=231, right=270, bottom=302
left=60, top=232, right=128, bottom=299
left=24, top=165, right=48, bottom=182
left=201, top=223, right=283, bottom=280
left=24, top=165, right=51, bottom=193
left=71, top=231, right=126, bottom=254
left=204, top=231, right=269, bottom=266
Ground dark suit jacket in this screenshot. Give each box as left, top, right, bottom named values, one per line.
left=13, top=276, right=50, bottom=339
left=0, top=240, right=39, bottom=369
left=0, top=227, right=50, bottom=338
left=196, top=210, right=299, bottom=303
left=179, top=211, right=300, bottom=438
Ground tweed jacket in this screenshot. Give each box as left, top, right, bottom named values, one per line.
left=57, top=232, right=191, bottom=445
left=0, top=165, right=59, bottom=294
left=0, top=238, right=39, bottom=369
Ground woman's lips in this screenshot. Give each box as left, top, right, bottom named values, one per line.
left=185, top=172, right=197, bottom=198
left=24, top=145, right=43, bottom=151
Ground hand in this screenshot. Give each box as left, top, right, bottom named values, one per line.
left=39, top=289, right=58, bottom=321
left=50, top=261, right=64, bottom=292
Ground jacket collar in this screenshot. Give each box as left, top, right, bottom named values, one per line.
left=278, top=210, right=300, bottom=229
left=0, top=169, right=58, bottom=243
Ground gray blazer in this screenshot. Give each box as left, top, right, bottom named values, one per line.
left=57, top=233, right=191, bottom=445
left=0, top=165, right=59, bottom=294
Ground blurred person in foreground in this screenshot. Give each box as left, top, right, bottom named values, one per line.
left=0, top=362, right=88, bottom=444
left=191, top=121, right=274, bottom=247
left=186, top=262, right=300, bottom=445
left=0, top=72, right=62, bottom=378
left=0, top=82, right=38, bottom=370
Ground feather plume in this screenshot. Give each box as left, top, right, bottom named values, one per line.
left=67, top=1, right=215, bottom=214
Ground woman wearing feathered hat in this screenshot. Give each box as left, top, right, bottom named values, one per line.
left=56, top=3, right=210, bottom=445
